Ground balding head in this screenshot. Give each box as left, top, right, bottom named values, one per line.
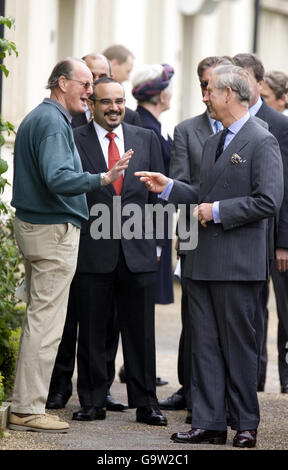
left=82, top=53, right=111, bottom=81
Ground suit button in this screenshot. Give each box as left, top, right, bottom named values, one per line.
left=213, top=232, right=218, bottom=237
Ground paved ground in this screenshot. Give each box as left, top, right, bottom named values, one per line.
left=0, top=280, right=287, bottom=454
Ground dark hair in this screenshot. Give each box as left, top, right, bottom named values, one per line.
left=197, top=56, right=233, bottom=80
left=46, top=58, right=84, bottom=90
left=90, top=76, right=124, bottom=101
left=233, top=53, right=265, bottom=82
left=102, top=44, right=134, bottom=64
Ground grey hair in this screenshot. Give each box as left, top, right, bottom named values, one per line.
left=212, top=64, right=252, bottom=105
left=46, top=57, right=85, bottom=90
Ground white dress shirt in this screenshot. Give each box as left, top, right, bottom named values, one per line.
left=93, top=121, right=125, bottom=167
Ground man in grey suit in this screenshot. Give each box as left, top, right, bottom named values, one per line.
left=136, top=64, right=283, bottom=448
left=160, top=56, right=232, bottom=423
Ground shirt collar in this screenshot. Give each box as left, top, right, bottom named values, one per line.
left=249, top=96, right=262, bottom=116
left=43, top=97, right=72, bottom=123
left=227, top=111, right=250, bottom=135
left=93, top=121, right=124, bottom=141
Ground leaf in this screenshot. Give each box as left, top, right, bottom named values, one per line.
left=0, top=159, right=8, bottom=175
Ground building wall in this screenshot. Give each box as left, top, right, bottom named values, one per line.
left=1, top=0, right=288, bottom=203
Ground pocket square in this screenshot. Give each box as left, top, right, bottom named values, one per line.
left=231, top=153, right=246, bottom=164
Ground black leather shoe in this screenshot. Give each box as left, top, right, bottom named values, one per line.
left=233, top=429, right=257, bottom=448
left=72, top=406, right=106, bottom=421
left=156, top=377, right=168, bottom=386
left=119, top=365, right=168, bottom=387
left=281, top=383, right=288, bottom=393
left=106, top=392, right=128, bottom=412
left=171, top=428, right=227, bottom=445
left=185, top=409, right=192, bottom=424
left=158, top=390, right=186, bottom=410
left=46, top=392, right=70, bottom=409
left=136, top=406, right=167, bottom=426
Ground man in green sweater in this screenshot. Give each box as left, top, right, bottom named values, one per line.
left=9, top=57, right=132, bottom=433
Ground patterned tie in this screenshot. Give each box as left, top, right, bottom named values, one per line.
left=106, top=132, right=123, bottom=195
left=215, top=128, right=229, bottom=161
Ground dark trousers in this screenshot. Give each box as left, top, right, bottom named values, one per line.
left=255, top=263, right=288, bottom=389
left=271, top=263, right=288, bottom=386
left=75, top=250, right=157, bottom=408
left=176, top=255, right=192, bottom=408
left=186, top=279, right=262, bottom=431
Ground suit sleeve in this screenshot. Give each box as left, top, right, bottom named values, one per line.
left=169, top=125, right=191, bottom=183
left=274, top=119, right=288, bottom=248
left=219, top=135, right=284, bottom=230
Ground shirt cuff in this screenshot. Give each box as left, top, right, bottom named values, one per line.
left=156, top=246, right=162, bottom=258
left=212, top=201, right=221, bottom=223
left=158, top=178, right=174, bottom=201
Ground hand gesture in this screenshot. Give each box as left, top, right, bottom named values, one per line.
left=134, top=171, right=169, bottom=193
left=104, top=149, right=134, bottom=185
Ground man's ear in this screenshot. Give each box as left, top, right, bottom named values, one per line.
left=226, top=86, right=234, bottom=103
left=58, top=75, right=67, bottom=93
left=257, top=79, right=264, bottom=93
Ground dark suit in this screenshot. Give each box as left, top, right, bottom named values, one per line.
left=168, top=117, right=283, bottom=430
left=255, top=99, right=288, bottom=389
left=169, top=111, right=213, bottom=408
left=71, top=106, right=142, bottom=129
left=56, top=121, right=164, bottom=407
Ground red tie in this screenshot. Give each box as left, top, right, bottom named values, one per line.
left=106, top=132, right=123, bottom=195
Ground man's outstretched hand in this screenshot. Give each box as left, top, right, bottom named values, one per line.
left=134, top=171, right=169, bottom=193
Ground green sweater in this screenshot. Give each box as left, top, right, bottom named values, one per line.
left=11, top=99, right=101, bottom=228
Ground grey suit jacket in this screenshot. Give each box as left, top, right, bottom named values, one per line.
left=169, top=111, right=212, bottom=185
left=169, top=117, right=284, bottom=281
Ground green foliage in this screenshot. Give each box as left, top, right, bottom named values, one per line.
left=0, top=371, right=5, bottom=406
left=0, top=15, right=18, bottom=215
left=0, top=15, right=20, bottom=424
left=0, top=213, right=24, bottom=396
left=0, top=327, right=21, bottom=398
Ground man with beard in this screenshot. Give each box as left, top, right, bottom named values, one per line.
left=66, top=77, right=167, bottom=425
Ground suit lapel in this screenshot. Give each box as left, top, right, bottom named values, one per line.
left=77, top=122, right=115, bottom=196
left=199, top=119, right=251, bottom=201
left=194, top=112, right=213, bottom=147
left=121, top=123, right=142, bottom=195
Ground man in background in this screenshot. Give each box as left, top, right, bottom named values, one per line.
left=103, top=44, right=141, bottom=126
left=234, top=53, right=288, bottom=394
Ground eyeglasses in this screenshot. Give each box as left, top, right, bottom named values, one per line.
left=93, top=98, right=126, bottom=106
left=200, top=80, right=209, bottom=89
left=68, top=79, right=94, bottom=90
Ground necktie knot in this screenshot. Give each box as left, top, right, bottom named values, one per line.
left=106, top=132, right=116, bottom=141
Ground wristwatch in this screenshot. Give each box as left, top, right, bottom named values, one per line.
left=100, top=172, right=108, bottom=186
